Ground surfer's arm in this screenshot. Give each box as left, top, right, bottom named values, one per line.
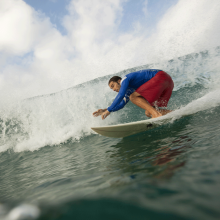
left=110, top=88, right=135, bottom=112
left=107, top=78, right=129, bottom=112
left=101, top=92, right=130, bottom=119
left=100, top=99, right=128, bottom=120
left=111, top=96, right=129, bottom=112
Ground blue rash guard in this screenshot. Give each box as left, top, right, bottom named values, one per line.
left=107, top=69, right=161, bottom=112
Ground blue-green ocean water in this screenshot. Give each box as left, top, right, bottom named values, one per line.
left=0, top=47, right=220, bottom=220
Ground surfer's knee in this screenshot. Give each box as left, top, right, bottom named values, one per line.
left=129, top=93, right=136, bottom=102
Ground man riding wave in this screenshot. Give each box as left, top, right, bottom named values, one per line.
left=93, top=69, right=174, bottom=120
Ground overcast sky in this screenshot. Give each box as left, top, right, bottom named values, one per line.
left=0, top=0, right=220, bottom=103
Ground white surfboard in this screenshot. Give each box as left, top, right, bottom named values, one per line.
left=91, top=116, right=173, bottom=138
left=91, top=93, right=214, bottom=138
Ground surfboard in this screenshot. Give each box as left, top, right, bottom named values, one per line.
left=91, top=116, right=173, bottom=138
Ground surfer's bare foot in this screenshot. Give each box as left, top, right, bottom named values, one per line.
left=145, top=110, right=162, bottom=118
left=151, top=112, right=163, bottom=118
left=158, top=109, right=172, bottom=116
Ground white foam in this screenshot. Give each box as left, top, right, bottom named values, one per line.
left=0, top=80, right=121, bottom=152
left=5, top=204, right=40, bottom=220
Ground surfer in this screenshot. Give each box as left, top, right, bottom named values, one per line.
left=93, top=69, right=174, bottom=120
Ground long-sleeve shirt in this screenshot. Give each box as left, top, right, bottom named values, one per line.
left=107, top=69, right=161, bottom=112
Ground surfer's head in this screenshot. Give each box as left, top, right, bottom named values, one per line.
left=108, top=76, right=122, bottom=92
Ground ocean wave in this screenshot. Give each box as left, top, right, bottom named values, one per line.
left=0, top=47, right=220, bottom=153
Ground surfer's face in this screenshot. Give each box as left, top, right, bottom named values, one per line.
left=109, top=80, right=121, bottom=92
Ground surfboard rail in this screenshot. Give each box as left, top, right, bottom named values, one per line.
left=91, top=116, right=170, bottom=138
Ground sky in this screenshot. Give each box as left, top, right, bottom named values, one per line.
left=0, top=0, right=220, bottom=103
left=23, top=0, right=178, bottom=35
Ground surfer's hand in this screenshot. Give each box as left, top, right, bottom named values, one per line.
left=93, top=109, right=106, bottom=117
left=101, top=110, right=110, bottom=120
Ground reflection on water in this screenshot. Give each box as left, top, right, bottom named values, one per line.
left=106, top=116, right=193, bottom=182
left=153, top=135, right=193, bottom=178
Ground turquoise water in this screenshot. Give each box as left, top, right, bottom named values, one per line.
left=0, top=47, right=220, bottom=219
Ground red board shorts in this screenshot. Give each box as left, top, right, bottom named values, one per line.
left=136, top=71, right=174, bottom=107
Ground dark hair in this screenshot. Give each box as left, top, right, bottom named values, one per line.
left=108, top=76, right=122, bottom=85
